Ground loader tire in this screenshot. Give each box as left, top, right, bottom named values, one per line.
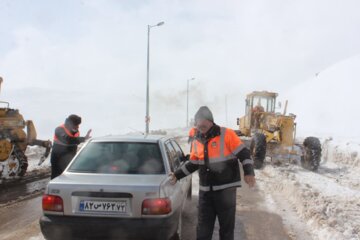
left=302, top=137, right=321, bottom=171
left=13, top=145, right=28, bottom=177
left=3, top=145, right=29, bottom=178
left=250, top=133, right=267, bottom=169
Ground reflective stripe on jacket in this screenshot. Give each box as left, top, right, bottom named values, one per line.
left=53, top=124, right=80, bottom=146
left=190, top=127, right=245, bottom=165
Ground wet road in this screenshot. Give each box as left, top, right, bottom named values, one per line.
left=0, top=169, right=50, bottom=205
left=0, top=196, right=43, bottom=240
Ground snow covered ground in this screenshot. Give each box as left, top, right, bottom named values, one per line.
left=256, top=138, right=360, bottom=240
left=25, top=146, right=51, bottom=171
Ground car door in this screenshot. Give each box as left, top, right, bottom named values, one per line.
left=169, top=140, right=191, bottom=194
left=165, top=140, right=188, bottom=196
left=164, top=141, right=185, bottom=206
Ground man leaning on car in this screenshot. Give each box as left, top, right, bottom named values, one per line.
left=169, top=106, right=256, bottom=240
left=50, top=114, right=92, bottom=179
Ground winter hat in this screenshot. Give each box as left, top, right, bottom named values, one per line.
left=194, top=106, right=214, bottom=122
left=66, top=114, right=82, bottom=126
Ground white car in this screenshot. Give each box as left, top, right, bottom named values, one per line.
left=40, top=135, right=192, bottom=240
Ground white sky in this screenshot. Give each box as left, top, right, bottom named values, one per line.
left=1, top=0, right=360, bottom=139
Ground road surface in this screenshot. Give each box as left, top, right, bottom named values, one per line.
left=0, top=173, right=295, bottom=240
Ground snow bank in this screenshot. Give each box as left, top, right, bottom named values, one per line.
left=322, top=137, right=360, bottom=169
left=25, top=146, right=51, bottom=171
left=257, top=135, right=360, bottom=240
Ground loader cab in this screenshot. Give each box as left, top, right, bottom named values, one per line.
left=237, top=91, right=279, bottom=136
left=245, top=91, right=277, bottom=115
left=243, top=91, right=278, bottom=130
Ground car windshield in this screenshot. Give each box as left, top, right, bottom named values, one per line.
left=67, top=142, right=165, bottom=174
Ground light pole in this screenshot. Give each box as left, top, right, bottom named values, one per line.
left=186, top=77, right=195, bottom=127
left=145, top=21, right=164, bottom=134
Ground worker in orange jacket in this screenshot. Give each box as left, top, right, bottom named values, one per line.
left=188, top=127, right=198, bottom=153
left=188, top=127, right=197, bottom=143
left=50, top=114, right=92, bottom=179
left=169, top=106, right=255, bottom=240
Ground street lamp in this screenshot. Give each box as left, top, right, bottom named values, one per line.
left=145, top=21, right=164, bottom=134
left=186, top=77, right=195, bottom=127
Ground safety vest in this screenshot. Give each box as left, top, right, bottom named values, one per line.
left=53, top=124, right=80, bottom=145
left=189, top=127, right=197, bottom=138
left=190, top=127, right=245, bottom=165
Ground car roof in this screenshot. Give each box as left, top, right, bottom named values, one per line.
left=89, top=134, right=171, bottom=143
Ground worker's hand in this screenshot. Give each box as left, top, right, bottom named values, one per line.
left=244, top=175, right=256, bottom=188
left=168, top=172, right=177, bottom=185
left=85, top=129, right=92, bottom=140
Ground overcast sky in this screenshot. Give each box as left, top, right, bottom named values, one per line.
left=1, top=0, right=360, bottom=138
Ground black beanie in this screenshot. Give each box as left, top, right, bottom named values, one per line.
left=66, top=114, right=82, bottom=126
left=194, top=106, right=214, bottom=122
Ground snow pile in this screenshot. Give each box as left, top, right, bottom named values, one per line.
left=260, top=168, right=359, bottom=239
left=322, top=138, right=360, bottom=169
left=25, top=146, right=51, bottom=171
left=257, top=137, right=360, bottom=240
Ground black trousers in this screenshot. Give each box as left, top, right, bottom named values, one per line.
left=50, top=146, right=76, bottom=179
left=197, top=187, right=237, bottom=240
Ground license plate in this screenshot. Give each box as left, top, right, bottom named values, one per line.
left=79, top=200, right=127, bottom=213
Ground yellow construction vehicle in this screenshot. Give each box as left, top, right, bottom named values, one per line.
left=0, top=77, right=52, bottom=179
left=236, top=91, right=321, bottom=171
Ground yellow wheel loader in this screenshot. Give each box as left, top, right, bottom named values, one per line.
left=236, top=91, right=321, bottom=171
left=0, top=77, right=52, bottom=179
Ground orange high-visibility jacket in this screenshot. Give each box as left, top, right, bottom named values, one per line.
left=175, top=125, right=254, bottom=192
left=53, top=124, right=81, bottom=146
left=188, top=127, right=197, bottom=144
left=189, top=127, right=197, bottom=137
